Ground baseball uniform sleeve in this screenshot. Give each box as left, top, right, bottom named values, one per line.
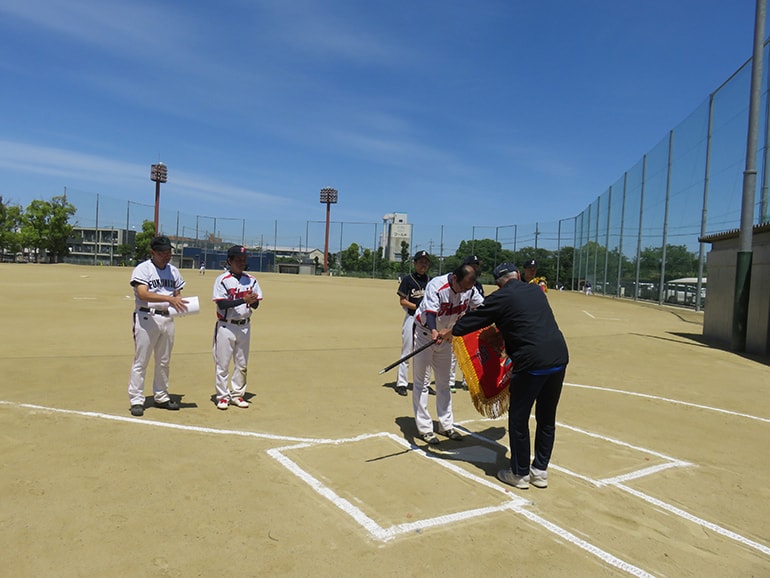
left=250, top=277, right=263, bottom=300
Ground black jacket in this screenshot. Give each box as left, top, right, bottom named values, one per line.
left=452, top=279, right=569, bottom=373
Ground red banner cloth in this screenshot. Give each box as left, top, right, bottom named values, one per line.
left=453, top=325, right=512, bottom=418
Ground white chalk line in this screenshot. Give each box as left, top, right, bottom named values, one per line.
left=0, top=401, right=322, bottom=444
left=582, top=310, right=622, bottom=321
left=555, top=389, right=770, bottom=559
left=457, top=419, right=770, bottom=561
left=268, top=432, right=652, bottom=576
left=598, top=462, right=690, bottom=486
left=513, top=507, right=654, bottom=578
left=3, top=400, right=646, bottom=574
left=4, top=398, right=769, bottom=568
left=556, top=421, right=692, bottom=465
left=566, top=382, right=770, bottom=424
left=616, top=483, right=770, bottom=557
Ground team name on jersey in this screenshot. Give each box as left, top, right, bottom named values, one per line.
left=147, top=278, right=177, bottom=290
left=225, top=286, right=252, bottom=300
left=437, top=301, right=468, bottom=317
left=410, top=288, right=425, bottom=300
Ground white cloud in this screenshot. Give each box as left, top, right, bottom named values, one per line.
left=0, top=0, right=190, bottom=60
left=0, top=139, right=287, bottom=207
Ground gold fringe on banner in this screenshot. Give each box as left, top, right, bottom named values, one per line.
left=453, top=325, right=512, bottom=419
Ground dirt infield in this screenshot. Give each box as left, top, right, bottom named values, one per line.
left=1, top=263, right=768, bottom=577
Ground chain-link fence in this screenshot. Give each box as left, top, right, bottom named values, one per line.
left=61, top=41, right=770, bottom=309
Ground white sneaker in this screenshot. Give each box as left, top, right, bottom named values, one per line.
left=216, top=398, right=229, bottom=410
left=497, top=469, right=529, bottom=489
left=530, top=466, right=548, bottom=488
left=230, top=397, right=249, bottom=408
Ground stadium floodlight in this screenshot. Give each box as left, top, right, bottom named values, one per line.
left=150, top=163, right=168, bottom=236
left=320, top=187, right=338, bottom=273
left=320, top=187, right=338, bottom=204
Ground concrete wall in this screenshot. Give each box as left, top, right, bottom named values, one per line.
left=703, top=228, right=770, bottom=357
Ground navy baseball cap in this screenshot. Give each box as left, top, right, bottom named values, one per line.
left=227, top=245, right=248, bottom=258
left=523, top=258, right=538, bottom=269
left=413, top=250, right=431, bottom=261
left=463, top=255, right=480, bottom=265
left=150, top=236, right=173, bottom=251
left=493, top=262, right=518, bottom=280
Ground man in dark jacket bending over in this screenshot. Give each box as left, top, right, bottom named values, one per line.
left=452, top=263, right=569, bottom=490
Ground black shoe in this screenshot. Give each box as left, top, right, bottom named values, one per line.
left=427, top=386, right=436, bottom=396
left=395, top=385, right=408, bottom=396
left=421, top=432, right=440, bottom=445
left=440, top=428, right=463, bottom=441
left=156, top=399, right=180, bottom=411
left=130, top=404, right=144, bottom=417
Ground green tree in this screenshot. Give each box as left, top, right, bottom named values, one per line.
left=452, top=238, right=517, bottom=279
left=47, top=195, right=76, bottom=263
left=374, top=246, right=393, bottom=278
left=134, top=220, right=156, bottom=262
left=512, top=246, right=555, bottom=285
left=21, top=199, right=51, bottom=261
left=661, top=244, right=699, bottom=280
left=399, top=241, right=410, bottom=276
left=360, top=247, right=376, bottom=274
left=554, top=246, right=575, bottom=288
left=116, top=243, right=134, bottom=266
left=340, top=242, right=361, bottom=272
left=0, top=197, right=24, bottom=258
left=19, top=195, right=76, bottom=263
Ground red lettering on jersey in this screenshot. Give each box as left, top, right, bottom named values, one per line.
left=227, top=287, right=251, bottom=300
left=437, top=301, right=467, bottom=317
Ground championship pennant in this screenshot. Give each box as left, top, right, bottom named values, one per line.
left=453, top=325, right=512, bottom=419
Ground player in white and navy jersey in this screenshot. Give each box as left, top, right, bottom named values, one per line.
left=127, top=236, right=187, bottom=417
left=212, top=245, right=263, bottom=410
left=394, top=250, right=431, bottom=396
left=412, top=264, right=484, bottom=444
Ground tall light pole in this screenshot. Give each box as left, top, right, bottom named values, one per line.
left=320, top=187, right=338, bottom=273
left=732, top=0, right=766, bottom=351
left=150, top=162, right=168, bottom=236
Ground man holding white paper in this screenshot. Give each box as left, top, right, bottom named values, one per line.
left=127, top=236, right=188, bottom=417
left=212, top=245, right=263, bottom=410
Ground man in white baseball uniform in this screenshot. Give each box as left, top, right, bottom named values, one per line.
left=412, top=264, right=484, bottom=444
left=127, top=236, right=188, bottom=417
left=212, top=245, right=263, bottom=410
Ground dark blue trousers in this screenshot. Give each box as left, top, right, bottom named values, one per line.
left=507, top=368, right=565, bottom=475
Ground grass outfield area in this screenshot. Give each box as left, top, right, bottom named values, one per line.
left=1, top=263, right=768, bottom=576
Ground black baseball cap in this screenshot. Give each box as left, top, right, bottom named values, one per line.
left=150, top=236, right=173, bottom=251
left=493, top=262, right=518, bottom=280
left=227, top=245, right=248, bottom=258
left=463, top=255, right=480, bottom=265
left=413, top=250, right=431, bottom=262
left=523, top=258, right=537, bottom=269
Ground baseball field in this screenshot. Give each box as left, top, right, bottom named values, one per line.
left=1, top=263, right=768, bottom=577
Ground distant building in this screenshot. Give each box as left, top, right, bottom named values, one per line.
left=68, top=226, right=137, bottom=265
left=380, top=213, right=412, bottom=261
left=179, top=244, right=320, bottom=274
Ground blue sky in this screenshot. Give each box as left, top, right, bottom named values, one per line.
left=0, top=1, right=761, bottom=253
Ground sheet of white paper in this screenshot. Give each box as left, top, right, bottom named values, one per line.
left=169, top=295, right=200, bottom=317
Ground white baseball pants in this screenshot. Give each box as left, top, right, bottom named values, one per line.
left=128, top=313, right=175, bottom=406
left=412, top=327, right=454, bottom=436
left=397, top=313, right=415, bottom=388
left=213, top=321, right=251, bottom=401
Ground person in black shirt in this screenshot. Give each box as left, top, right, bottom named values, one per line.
left=452, top=262, right=569, bottom=490
left=395, top=250, right=431, bottom=396
left=463, top=255, right=486, bottom=297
